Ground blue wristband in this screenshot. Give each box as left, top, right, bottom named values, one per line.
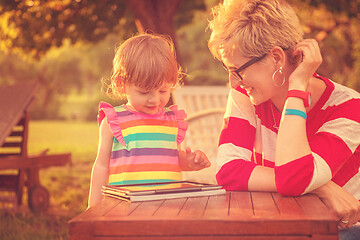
left=285, top=109, right=307, bottom=120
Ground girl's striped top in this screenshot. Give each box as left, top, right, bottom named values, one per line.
left=216, top=74, right=360, bottom=199
left=98, top=102, right=188, bottom=186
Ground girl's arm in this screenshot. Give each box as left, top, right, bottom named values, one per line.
left=88, top=117, right=113, bottom=208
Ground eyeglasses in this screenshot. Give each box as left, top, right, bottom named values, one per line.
left=222, top=54, right=267, bottom=81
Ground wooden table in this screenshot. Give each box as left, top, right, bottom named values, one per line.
left=68, top=191, right=338, bottom=240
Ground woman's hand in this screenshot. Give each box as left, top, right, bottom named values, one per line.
left=312, top=181, right=360, bottom=229
left=289, top=39, right=322, bottom=91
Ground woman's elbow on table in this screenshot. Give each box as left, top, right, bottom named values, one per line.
left=216, top=160, right=257, bottom=191
left=275, top=155, right=315, bottom=196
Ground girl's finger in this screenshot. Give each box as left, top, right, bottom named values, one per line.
left=194, top=152, right=201, bottom=163
left=186, top=146, right=192, bottom=155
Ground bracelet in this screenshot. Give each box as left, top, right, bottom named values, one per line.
left=285, top=109, right=307, bottom=120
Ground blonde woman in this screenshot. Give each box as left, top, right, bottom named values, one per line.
left=208, top=0, right=360, bottom=238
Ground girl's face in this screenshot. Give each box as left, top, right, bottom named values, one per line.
left=124, top=82, right=172, bottom=115
left=222, top=49, right=277, bottom=105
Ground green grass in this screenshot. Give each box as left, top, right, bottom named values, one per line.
left=0, top=120, right=98, bottom=240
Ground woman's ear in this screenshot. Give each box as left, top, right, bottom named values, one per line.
left=270, top=46, right=286, bottom=67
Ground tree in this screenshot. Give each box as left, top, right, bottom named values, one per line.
left=290, top=0, right=360, bottom=90
left=0, top=0, right=206, bottom=64
left=0, top=0, right=208, bottom=118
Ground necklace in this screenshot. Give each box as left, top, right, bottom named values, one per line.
left=270, top=104, right=279, bottom=130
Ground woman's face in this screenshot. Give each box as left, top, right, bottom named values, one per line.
left=221, top=49, right=277, bottom=105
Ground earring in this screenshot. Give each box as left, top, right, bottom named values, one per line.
left=272, top=66, right=285, bottom=87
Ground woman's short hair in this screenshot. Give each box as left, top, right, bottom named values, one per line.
left=108, top=33, right=182, bottom=98
left=208, top=0, right=304, bottom=61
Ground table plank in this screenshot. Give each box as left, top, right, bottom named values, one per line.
left=272, top=192, right=306, bottom=218
left=153, top=197, right=187, bottom=217
left=128, top=200, right=164, bottom=218
left=295, top=194, right=336, bottom=220
left=70, top=196, right=119, bottom=221
left=251, top=192, right=279, bottom=217
left=203, top=192, right=229, bottom=217
left=178, top=196, right=209, bottom=217
left=295, top=194, right=338, bottom=235
left=68, top=197, right=120, bottom=239
left=105, top=199, right=141, bottom=217
left=229, top=191, right=253, bottom=217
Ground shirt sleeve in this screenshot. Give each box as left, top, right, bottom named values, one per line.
left=98, top=101, right=126, bottom=147
left=216, top=88, right=258, bottom=191
left=275, top=98, right=360, bottom=196
left=168, top=105, right=188, bottom=145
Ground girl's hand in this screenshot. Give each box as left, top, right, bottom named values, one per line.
left=185, top=147, right=211, bottom=170
left=312, top=181, right=360, bottom=229
left=289, top=39, right=322, bottom=91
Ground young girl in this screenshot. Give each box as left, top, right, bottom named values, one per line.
left=88, top=33, right=211, bottom=208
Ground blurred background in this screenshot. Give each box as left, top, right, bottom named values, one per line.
left=0, top=0, right=359, bottom=239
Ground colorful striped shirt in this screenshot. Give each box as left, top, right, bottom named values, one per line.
left=98, top=102, right=188, bottom=186
left=216, top=74, right=360, bottom=198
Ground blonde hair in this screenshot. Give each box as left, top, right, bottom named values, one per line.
left=107, top=33, right=183, bottom=99
left=208, top=0, right=303, bottom=62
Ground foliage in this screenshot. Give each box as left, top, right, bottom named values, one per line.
left=0, top=0, right=208, bottom=119
left=306, top=0, right=360, bottom=18
left=0, top=0, right=359, bottom=120
left=0, top=0, right=206, bottom=59
left=0, top=34, right=121, bottom=120
left=177, top=1, right=228, bottom=85
left=0, top=0, right=134, bottom=58
left=290, top=0, right=360, bottom=90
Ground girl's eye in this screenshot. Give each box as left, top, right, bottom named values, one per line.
left=139, top=92, right=149, bottom=95
left=160, top=91, right=167, bottom=94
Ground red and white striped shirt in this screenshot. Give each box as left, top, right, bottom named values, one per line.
left=216, top=74, right=360, bottom=198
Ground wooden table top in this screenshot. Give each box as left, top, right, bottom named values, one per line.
left=68, top=191, right=339, bottom=240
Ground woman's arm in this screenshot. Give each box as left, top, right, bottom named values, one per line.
left=248, top=165, right=276, bottom=192
left=216, top=89, right=259, bottom=190
left=275, top=40, right=324, bottom=196
left=276, top=39, right=321, bottom=166
left=249, top=165, right=360, bottom=228
left=312, top=181, right=360, bottom=229
left=88, top=118, right=113, bottom=208
left=275, top=40, right=360, bottom=197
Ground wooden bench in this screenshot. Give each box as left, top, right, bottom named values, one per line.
left=172, top=85, right=229, bottom=183
left=0, top=82, right=71, bottom=212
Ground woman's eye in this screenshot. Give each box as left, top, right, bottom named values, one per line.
left=160, top=91, right=167, bottom=94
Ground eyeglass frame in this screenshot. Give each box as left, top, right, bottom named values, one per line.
left=222, top=54, right=267, bottom=81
